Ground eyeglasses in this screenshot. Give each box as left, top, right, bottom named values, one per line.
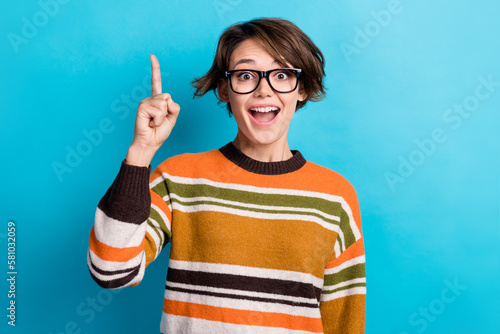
left=224, top=68, right=302, bottom=94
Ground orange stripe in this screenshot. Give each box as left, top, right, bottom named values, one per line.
left=149, top=165, right=164, bottom=183
left=88, top=226, right=145, bottom=262
left=325, top=238, right=365, bottom=269
left=163, top=299, right=323, bottom=332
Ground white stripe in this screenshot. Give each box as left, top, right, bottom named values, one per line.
left=169, top=259, right=324, bottom=289
left=333, top=242, right=340, bottom=261
left=88, top=248, right=144, bottom=272
left=324, top=255, right=365, bottom=276
left=151, top=188, right=173, bottom=212
left=152, top=172, right=361, bottom=243
left=150, top=173, right=166, bottom=188
left=145, top=224, right=162, bottom=257
left=151, top=203, right=172, bottom=232
left=165, top=287, right=320, bottom=318
left=148, top=202, right=172, bottom=253
left=169, top=194, right=341, bottom=223
left=171, top=202, right=340, bottom=234
left=87, top=250, right=146, bottom=286
left=322, top=277, right=366, bottom=292
left=320, top=286, right=366, bottom=302
left=166, top=281, right=319, bottom=306
left=339, top=199, right=361, bottom=241
left=337, top=224, right=346, bottom=253
left=162, top=314, right=319, bottom=334
left=94, top=208, right=147, bottom=248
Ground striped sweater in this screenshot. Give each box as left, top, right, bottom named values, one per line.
left=88, top=142, right=366, bottom=333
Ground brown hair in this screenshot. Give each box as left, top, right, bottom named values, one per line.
left=191, top=18, right=326, bottom=116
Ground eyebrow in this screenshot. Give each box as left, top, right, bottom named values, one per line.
left=233, top=58, right=280, bottom=69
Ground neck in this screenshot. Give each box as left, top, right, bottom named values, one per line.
left=232, top=133, right=293, bottom=162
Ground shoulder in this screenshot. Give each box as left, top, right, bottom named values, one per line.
left=300, top=160, right=362, bottom=230
left=151, top=147, right=226, bottom=179
left=298, top=159, right=360, bottom=215
left=300, top=160, right=358, bottom=198
left=161, top=149, right=218, bottom=166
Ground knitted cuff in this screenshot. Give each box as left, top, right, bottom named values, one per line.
left=111, top=160, right=152, bottom=199
left=97, top=160, right=152, bottom=224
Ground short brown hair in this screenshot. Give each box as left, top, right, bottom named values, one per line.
left=191, top=18, right=326, bottom=116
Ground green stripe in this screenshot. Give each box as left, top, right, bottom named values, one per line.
left=321, top=282, right=366, bottom=295
left=156, top=180, right=345, bottom=218
left=338, top=210, right=356, bottom=249
left=336, top=234, right=344, bottom=252
left=151, top=181, right=172, bottom=205
left=324, top=263, right=365, bottom=286
left=148, top=206, right=172, bottom=248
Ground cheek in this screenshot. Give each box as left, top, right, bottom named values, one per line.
left=282, top=95, right=300, bottom=113
left=228, top=94, right=248, bottom=112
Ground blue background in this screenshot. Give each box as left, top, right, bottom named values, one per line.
left=1, top=0, right=499, bottom=333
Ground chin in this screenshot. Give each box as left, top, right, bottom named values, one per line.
left=244, top=130, right=284, bottom=147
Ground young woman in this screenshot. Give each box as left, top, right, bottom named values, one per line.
left=88, top=18, right=366, bottom=333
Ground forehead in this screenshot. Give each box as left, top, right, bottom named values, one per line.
left=229, top=39, right=280, bottom=69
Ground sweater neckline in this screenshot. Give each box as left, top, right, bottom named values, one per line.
left=218, top=142, right=307, bottom=175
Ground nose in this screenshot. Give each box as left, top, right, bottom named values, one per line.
left=254, top=76, right=274, bottom=97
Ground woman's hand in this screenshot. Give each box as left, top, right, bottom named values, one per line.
left=126, top=55, right=180, bottom=166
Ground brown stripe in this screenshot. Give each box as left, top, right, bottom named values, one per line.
left=88, top=264, right=141, bottom=289
left=166, top=271, right=321, bottom=304
left=166, top=285, right=318, bottom=308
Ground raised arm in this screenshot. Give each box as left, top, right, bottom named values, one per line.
left=87, top=55, right=180, bottom=288
left=126, top=55, right=180, bottom=167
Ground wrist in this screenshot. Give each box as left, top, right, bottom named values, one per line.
left=126, top=143, right=157, bottom=167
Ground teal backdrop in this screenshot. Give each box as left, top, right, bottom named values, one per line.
left=1, top=0, right=499, bottom=333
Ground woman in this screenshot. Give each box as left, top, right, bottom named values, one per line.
left=88, top=18, right=366, bottom=333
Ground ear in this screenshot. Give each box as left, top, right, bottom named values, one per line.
left=297, top=83, right=307, bottom=102
left=217, top=78, right=229, bottom=102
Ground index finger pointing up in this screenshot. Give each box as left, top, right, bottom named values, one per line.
left=150, top=54, right=162, bottom=96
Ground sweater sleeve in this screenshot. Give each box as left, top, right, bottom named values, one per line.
left=319, top=186, right=366, bottom=333
left=87, top=161, right=173, bottom=289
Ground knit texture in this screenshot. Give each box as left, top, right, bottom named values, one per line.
left=88, top=143, right=366, bottom=333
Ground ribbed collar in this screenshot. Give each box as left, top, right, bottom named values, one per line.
left=219, top=142, right=307, bottom=175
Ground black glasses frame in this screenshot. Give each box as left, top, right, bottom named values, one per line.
left=224, top=68, right=303, bottom=94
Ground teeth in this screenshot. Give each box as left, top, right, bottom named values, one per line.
left=250, top=106, right=279, bottom=113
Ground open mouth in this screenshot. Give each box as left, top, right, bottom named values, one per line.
left=248, top=106, right=280, bottom=123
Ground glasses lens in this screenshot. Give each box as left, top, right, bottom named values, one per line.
left=269, top=69, right=298, bottom=93
left=229, top=69, right=299, bottom=93
left=229, top=70, right=259, bottom=94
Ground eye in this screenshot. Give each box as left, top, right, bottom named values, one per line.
left=274, top=71, right=290, bottom=80
left=237, top=71, right=256, bottom=81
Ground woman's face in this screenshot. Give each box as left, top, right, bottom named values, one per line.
left=218, top=38, right=306, bottom=148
